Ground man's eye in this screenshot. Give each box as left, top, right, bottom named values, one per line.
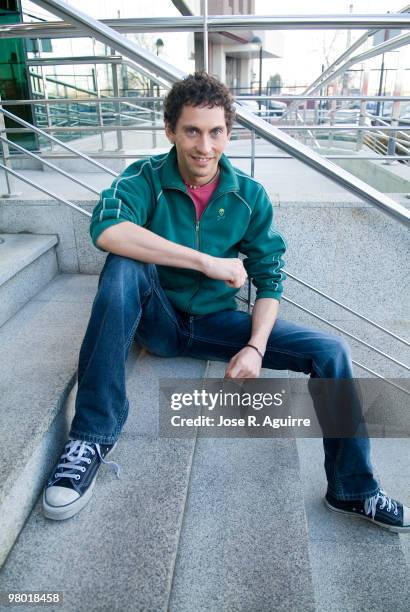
left=187, top=128, right=198, bottom=135
left=212, top=129, right=223, bottom=136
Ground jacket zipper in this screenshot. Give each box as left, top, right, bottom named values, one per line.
left=170, top=186, right=236, bottom=314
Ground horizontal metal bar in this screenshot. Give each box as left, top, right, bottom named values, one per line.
left=0, top=162, right=91, bottom=217
left=237, top=295, right=410, bottom=395
left=0, top=135, right=100, bottom=195
left=1, top=14, right=410, bottom=40
left=5, top=152, right=410, bottom=161
left=27, top=55, right=123, bottom=66
left=2, top=95, right=410, bottom=107
left=236, top=95, right=410, bottom=101
left=286, top=271, right=410, bottom=348
left=2, top=126, right=167, bottom=133
left=265, top=126, right=410, bottom=131
left=5, top=124, right=410, bottom=134
left=227, top=154, right=410, bottom=160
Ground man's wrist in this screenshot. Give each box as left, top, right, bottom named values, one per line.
left=248, top=337, right=267, bottom=355
left=245, top=343, right=265, bottom=359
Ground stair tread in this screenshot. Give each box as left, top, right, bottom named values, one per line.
left=0, top=273, right=98, bottom=502
left=0, top=339, right=209, bottom=611
left=0, top=233, right=58, bottom=286
left=170, top=435, right=315, bottom=611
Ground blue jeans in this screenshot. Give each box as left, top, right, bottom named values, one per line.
left=70, top=254, right=379, bottom=501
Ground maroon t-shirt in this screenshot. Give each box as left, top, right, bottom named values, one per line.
left=185, top=174, right=220, bottom=221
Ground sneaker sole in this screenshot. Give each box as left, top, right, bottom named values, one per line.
left=42, top=442, right=117, bottom=521
left=324, top=497, right=410, bottom=534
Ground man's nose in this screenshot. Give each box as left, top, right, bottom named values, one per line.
left=196, top=134, right=212, bottom=154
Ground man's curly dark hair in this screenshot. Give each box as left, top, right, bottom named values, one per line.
left=163, top=71, right=236, bottom=133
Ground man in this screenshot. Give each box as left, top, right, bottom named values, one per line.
left=43, top=72, right=409, bottom=532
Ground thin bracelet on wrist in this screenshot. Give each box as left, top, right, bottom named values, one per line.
left=245, top=344, right=264, bottom=359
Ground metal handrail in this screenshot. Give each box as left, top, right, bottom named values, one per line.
left=286, top=272, right=410, bottom=348
left=283, top=3, right=410, bottom=118
left=236, top=296, right=409, bottom=394
left=0, top=135, right=101, bottom=195
left=27, top=55, right=123, bottom=66
left=279, top=297, right=409, bottom=393
left=3, top=95, right=410, bottom=106
left=0, top=107, right=117, bottom=176
left=284, top=32, right=410, bottom=122
left=0, top=161, right=91, bottom=217
left=5, top=152, right=410, bottom=161
left=321, top=32, right=410, bottom=88
left=6, top=124, right=410, bottom=133
left=2, top=14, right=410, bottom=40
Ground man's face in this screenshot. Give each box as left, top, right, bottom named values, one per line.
left=165, top=104, right=230, bottom=186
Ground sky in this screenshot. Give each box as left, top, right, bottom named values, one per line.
left=22, top=0, right=408, bottom=88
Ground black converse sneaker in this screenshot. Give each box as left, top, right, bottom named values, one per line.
left=324, top=489, right=410, bottom=533
left=43, top=439, right=120, bottom=521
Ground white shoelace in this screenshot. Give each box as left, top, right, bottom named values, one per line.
left=54, top=439, right=121, bottom=481
left=364, top=489, right=398, bottom=520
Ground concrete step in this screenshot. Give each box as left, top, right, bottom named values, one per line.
left=0, top=273, right=99, bottom=567
left=169, top=361, right=316, bottom=611
left=296, top=437, right=409, bottom=611
left=0, top=343, right=208, bottom=610
left=0, top=233, right=58, bottom=327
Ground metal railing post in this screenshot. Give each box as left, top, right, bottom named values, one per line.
left=357, top=67, right=369, bottom=152
left=357, top=98, right=367, bottom=152
left=247, top=128, right=256, bottom=313
left=329, top=98, right=337, bottom=148
left=302, top=100, right=307, bottom=144
left=149, top=81, right=157, bottom=148
left=0, top=97, right=17, bottom=197
left=385, top=53, right=403, bottom=164
left=39, top=39, right=54, bottom=152
left=110, top=47, right=123, bottom=151
left=92, top=56, right=105, bottom=151
left=202, top=0, right=209, bottom=72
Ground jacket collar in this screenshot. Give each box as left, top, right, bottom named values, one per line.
left=159, top=145, right=239, bottom=195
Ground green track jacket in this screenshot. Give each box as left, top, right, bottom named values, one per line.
left=90, top=146, right=286, bottom=315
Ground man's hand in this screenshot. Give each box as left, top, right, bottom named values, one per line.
left=225, top=346, right=263, bottom=379
left=201, top=255, right=247, bottom=288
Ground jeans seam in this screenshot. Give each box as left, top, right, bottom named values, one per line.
left=153, top=286, right=180, bottom=326
left=125, top=310, right=143, bottom=348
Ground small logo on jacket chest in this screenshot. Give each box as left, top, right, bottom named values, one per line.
left=217, top=208, right=225, bottom=221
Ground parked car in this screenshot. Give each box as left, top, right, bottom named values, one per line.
left=238, top=99, right=286, bottom=121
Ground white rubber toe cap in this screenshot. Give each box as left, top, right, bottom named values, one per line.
left=45, top=485, right=79, bottom=507
left=403, top=504, right=410, bottom=527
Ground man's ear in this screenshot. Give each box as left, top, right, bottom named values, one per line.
left=165, top=122, right=175, bottom=143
